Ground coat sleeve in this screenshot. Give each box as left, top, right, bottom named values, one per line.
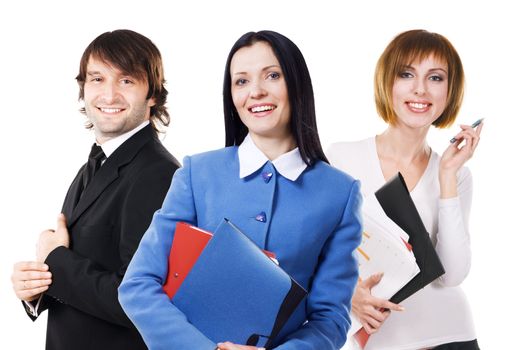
left=43, top=160, right=176, bottom=328
left=21, top=295, right=52, bottom=321
left=118, top=156, right=217, bottom=350
left=275, top=180, right=363, bottom=350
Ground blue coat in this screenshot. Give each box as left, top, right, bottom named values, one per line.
left=118, top=146, right=362, bottom=350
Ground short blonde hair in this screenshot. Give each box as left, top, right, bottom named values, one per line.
left=374, top=30, right=464, bottom=128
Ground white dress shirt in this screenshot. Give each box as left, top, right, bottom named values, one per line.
left=99, top=120, right=150, bottom=158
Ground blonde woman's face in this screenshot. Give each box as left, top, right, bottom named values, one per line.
left=392, top=55, right=448, bottom=130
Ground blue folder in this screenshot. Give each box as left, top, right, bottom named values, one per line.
left=171, top=218, right=307, bottom=349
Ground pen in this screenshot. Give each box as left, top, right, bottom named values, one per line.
left=450, top=118, right=484, bottom=143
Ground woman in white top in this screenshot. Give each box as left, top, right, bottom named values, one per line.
left=328, top=30, right=482, bottom=350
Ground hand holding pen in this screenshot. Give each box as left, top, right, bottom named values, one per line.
left=450, top=118, right=484, bottom=143
left=439, top=118, right=484, bottom=198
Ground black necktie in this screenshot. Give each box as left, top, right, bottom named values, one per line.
left=83, top=143, right=106, bottom=190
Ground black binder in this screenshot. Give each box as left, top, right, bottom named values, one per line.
left=375, top=172, right=445, bottom=303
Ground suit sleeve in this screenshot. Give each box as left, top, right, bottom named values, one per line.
left=43, top=160, right=176, bottom=328
left=118, top=156, right=217, bottom=350
left=275, top=180, right=363, bottom=350
left=22, top=295, right=51, bottom=320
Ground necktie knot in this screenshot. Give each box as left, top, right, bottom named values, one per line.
left=89, top=144, right=105, bottom=162
left=83, top=143, right=106, bottom=191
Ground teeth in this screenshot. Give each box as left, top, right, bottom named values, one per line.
left=408, top=102, right=428, bottom=109
left=251, top=105, right=275, bottom=113
left=100, top=108, right=122, bottom=113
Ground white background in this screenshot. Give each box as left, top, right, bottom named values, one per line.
left=1, top=0, right=519, bottom=348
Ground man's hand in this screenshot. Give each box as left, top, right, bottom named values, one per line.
left=36, top=214, right=70, bottom=263
left=11, top=261, right=52, bottom=302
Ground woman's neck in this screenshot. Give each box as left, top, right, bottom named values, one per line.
left=377, top=126, right=430, bottom=164
left=376, top=125, right=432, bottom=191
left=249, top=133, right=297, bottom=161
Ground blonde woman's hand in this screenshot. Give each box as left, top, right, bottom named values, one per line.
left=439, top=122, right=483, bottom=198
left=352, top=273, right=404, bottom=334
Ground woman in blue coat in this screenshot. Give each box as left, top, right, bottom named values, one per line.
left=118, top=30, right=362, bottom=350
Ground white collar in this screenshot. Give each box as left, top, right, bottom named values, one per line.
left=98, top=121, right=150, bottom=158
left=238, top=134, right=307, bottom=181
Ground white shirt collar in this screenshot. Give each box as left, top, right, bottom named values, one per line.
left=238, top=134, right=307, bottom=181
left=98, top=121, right=150, bottom=158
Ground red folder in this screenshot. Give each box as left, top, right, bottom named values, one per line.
left=163, top=222, right=277, bottom=299
left=163, top=223, right=212, bottom=299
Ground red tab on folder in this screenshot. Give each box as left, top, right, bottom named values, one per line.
left=354, top=327, right=370, bottom=348
left=163, top=222, right=277, bottom=299
left=401, top=237, right=413, bottom=251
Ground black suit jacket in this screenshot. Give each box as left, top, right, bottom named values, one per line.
left=28, top=125, right=179, bottom=350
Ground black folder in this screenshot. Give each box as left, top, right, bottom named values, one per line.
left=374, top=172, right=445, bottom=303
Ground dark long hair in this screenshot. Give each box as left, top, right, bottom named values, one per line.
left=223, top=30, right=328, bottom=165
left=76, top=29, right=169, bottom=132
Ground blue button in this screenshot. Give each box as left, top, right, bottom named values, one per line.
left=255, top=212, right=267, bottom=222
left=261, top=171, right=273, bottom=183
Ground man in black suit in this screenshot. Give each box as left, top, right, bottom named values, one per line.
left=11, top=30, right=180, bottom=349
